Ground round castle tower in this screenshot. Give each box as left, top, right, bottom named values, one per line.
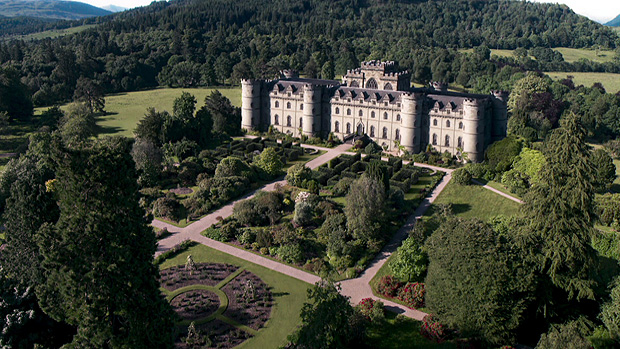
left=401, top=93, right=422, bottom=153
left=303, top=84, right=322, bottom=137
left=462, top=98, right=485, bottom=163
left=491, top=90, right=509, bottom=142
left=241, top=79, right=261, bottom=132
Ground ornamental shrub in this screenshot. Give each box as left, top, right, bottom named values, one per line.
left=420, top=314, right=449, bottom=343
left=377, top=275, right=402, bottom=298
left=152, top=197, right=181, bottom=222
left=452, top=168, right=472, bottom=185
left=286, top=163, right=312, bottom=187
left=398, top=282, right=425, bottom=309
left=355, top=298, right=385, bottom=323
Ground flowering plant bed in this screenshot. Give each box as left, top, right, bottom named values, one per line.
left=160, top=261, right=272, bottom=348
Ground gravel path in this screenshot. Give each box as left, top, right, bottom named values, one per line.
left=153, top=144, right=522, bottom=320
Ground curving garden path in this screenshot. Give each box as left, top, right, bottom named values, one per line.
left=153, top=143, right=521, bottom=319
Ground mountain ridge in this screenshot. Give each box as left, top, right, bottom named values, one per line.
left=0, top=0, right=111, bottom=20
left=606, top=14, right=620, bottom=27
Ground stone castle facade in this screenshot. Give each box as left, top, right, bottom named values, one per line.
left=241, top=60, right=508, bottom=162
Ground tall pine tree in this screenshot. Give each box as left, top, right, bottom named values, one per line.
left=36, top=136, right=175, bottom=347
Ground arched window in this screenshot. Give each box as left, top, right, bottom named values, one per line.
left=446, top=120, right=451, bottom=127
left=359, top=110, right=363, bottom=117
left=371, top=111, right=376, bottom=118
left=350, top=80, right=359, bottom=87
left=300, top=103, right=303, bottom=110
left=433, top=119, right=438, bottom=126
left=432, top=134, right=437, bottom=145
left=457, top=136, right=463, bottom=148
left=346, top=123, right=351, bottom=133
left=300, top=118, right=303, bottom=128
left=383, top=112, right=388, bottom=120
left=396, top=114, right=401, bottom=121
left=395, top=129, right=400, bottom=140
left=347, top=109, right=351, bottom=116
left=335, top=107, right=340, bottom=114
left=287, top=102, right=291, bottom=109
left=287, top=115, right=292, bottom=127
left=335, top=121, right=340, bottom=133
left=275, top=101, right=279, bottom=108
left=459, top=122, right=463, bottom=129
left=370, top=126, right=375, bottom=137
left=274, top=114, right=279, bottom=125
left=384, top=83, right=393, bottom=90
left=382, top=127, right=388, bottom=139
left=445, top=135, right=450, bottom=147
left=366, top=78, right=378, bottom=89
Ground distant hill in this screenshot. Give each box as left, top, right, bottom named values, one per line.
left=607, top=14, right=620, bottom=27
left=0, top=0, right=111, bottom=20
left=101, top=4, right=125, bottom=13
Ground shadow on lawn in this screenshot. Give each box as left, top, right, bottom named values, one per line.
left=450, top=203, right=471, bottom=215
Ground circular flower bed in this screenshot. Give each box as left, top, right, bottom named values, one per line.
left=170, top=289, right=220, bottom=321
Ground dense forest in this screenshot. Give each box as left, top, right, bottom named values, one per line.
left=1, top=0, right=619, bottom=108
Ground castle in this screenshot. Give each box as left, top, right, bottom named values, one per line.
left=241, top=61, right=508, bottom=162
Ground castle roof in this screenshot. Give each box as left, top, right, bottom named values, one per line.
left=270, top=77, right=341, bottom=93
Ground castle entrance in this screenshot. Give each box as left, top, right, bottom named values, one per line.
left=357, top=123, right=364, bottom=136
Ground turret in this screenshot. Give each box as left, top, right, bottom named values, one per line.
left=401, top=93, right=422, bottom=153
left=241, top=79, right=261, bottom=131
left=303, top=84, right=322, bottom=137
left=462, top=98, right=485, bottom=163
left=491, top=90, right=509, bottom=142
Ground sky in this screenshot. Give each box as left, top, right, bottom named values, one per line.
left=76, top=0, right=620, bottom=24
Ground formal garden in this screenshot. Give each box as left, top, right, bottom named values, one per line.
left=143, top=136, right=321, bottom=227
left=199, top=151, right=445, bottom=279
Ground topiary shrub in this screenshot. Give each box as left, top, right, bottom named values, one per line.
left=355, top=298, right=385, bottom=323
left=398, top=282, right=425, bottom=309
left=377, top=275, right=402, bottom=298
left=152, top=196, right=182, bottom=222
left=452, top=168, right=472, bottom=185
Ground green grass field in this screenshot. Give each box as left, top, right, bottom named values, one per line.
left=159, top=243, right=310, bottom=349
left=461, top=47, right=617, bottom=64
left=4, top=24, right=97, bottom=41
left=431, top=181, right=521, bottom=221
left=545, top=72, right=620, bottom=94
left=35, top=86, right=242, bottom=138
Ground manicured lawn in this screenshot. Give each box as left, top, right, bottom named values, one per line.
left=473, top=178, right=523, bottom=200
left=35, top=86, right=242, bottom=138
left=366, top=311, right=456, bottom=349
left=431, top=181, right=522, bottom=221
left=159, top=244, right=311, bottom=349
left=545, top=72, right=620, bottom=94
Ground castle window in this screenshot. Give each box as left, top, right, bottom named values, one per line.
left=445, top=135, right=450, bottom=147
left=347, top=109, right=351, bottom=116
left=457, top=137, right=462, bottom=148
left=384, top=83, right=393, bottom=90
left=446, top=110, right=450, bottom=115
left=366, top=78, right=378, bottom=90
left=287, top=102, right=291, bottom=109
left=397, top=103, right=401, bottom=108
left=395, top=129, right=400, bottom=140
left=383, top=112, right=388, bottom=120
left=371, top=111, right=375, bottom=118
left=360, top=99, right=363, bottom=104
left=382, top=127, right=388, bottom=139
left=459, top=122, right=463, bottom=129
left=346, top=123, right=351, bottom=133
left=370, top=126, right=375, bottom=137
left=433, top=119, right=438, bottom=126
left=300, top=118, right=303, bottom=128
left=275, top=101, right=279, bottom=108
left=432, top=134, right=437, bottom=145
left=384, top=102, right=388, bottom=106
left=288, top=93, right=291, bottom=97
left=446, top=120, right=450, bottom=127
left=335, top=107, right=340, bottom=114
left=300, top=103, right=303, bottom=110
left=359, top=110, right=363, bottom=117
left=274, top=114, right=279, bottom=125
left=335, top=121, right=340, bottom=133
left=396, top=114, right=401, bottom=121
left=287, top=115, right=292, bottom=127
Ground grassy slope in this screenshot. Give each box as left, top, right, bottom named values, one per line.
left=3, top=24, right=97, bottom=41
left=35, top=86, right=242, bottom=138
left=159, top=244, right=310, bottom=349
left=545, top=72, right=620, bottom=94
